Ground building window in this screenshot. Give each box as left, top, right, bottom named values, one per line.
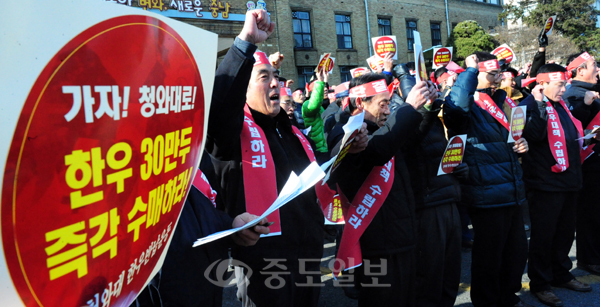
left=292, top=11, right=312, bottom=48
left=297, top=66, right=315, bottom=90
left=431, top=23, right=442, bottom=46
left=378, top=18, right=391, bottom=36
left=340, top=66, right=355, bottom=82
left=406, top=20, right=418, bottom=51
left=336, top=14, right=353, bottom=49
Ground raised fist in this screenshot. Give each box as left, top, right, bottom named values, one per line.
left=238, top=9, right=275, bottom=45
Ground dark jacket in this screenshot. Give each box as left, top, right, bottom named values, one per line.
left=519, top=94, right=583, bottom=191
left=133, top=157, right=234, bottom=307
left=403, top=99, right=462, bottom=211
left=330, top=103, right=423, bottom=257
left=322, top=100, right=340, bottom=122
left=205, top=38, right=324, bottom=264
left=293, top=102, right=305, bottom=129
left=443, top=67, right=526, bottom=208
left=563, top=80, right=600, bottom=172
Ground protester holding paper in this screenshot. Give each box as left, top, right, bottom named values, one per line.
left=563, top=52, right=600, bottom=277
left=443, top=53, right=529, bottom=307
left=520, top=63, right=592, bottom=306
left=329, top=73, right=434, bottom=307
left=400, top=78, right=464, bottom=306
left=205, top=9, right=325, bottom=306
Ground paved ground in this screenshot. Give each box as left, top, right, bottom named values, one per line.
left=223, top=230, right=600, bottom=307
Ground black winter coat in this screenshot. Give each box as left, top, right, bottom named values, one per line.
left=519, top=94, right=583, bottom=191
left=205, top=39, right=324, bottom=264
left=329, top=104, right=423, bottom=257
left=443, top=67, right=526, bottom=208
left=403, top=101, right=461, bottom=211
left=563, top=80, right=600, bottom=173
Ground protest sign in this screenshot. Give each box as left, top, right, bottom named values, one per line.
left=437, top=135, right=467, bottom=175
left=366, top=56, right=385, bottom=72
left=323, top=194, right=345, bottom=225
left=350, top=67, right=370, bottom=78
left=508, top=106, right=527, bottom=143
left=432, top=47, right=453, bottom=69
left=543, top=15, right=558, bottom=36
left=371, top=35, right=398, bottom=60
left=316, top=53, right=335, bottom=74
left=492, top=44, right=516, bottom=64
left=413, top=31, right=428, bottom=82
left=0, top=1, right=216, bottom=306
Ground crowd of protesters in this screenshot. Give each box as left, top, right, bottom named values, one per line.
left=133, top=9, right=600, bottom=307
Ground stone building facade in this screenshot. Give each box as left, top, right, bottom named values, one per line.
left=126, top=0, right=503, bottom=87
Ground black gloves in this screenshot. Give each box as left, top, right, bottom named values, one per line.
left=453, top=163, right=470, bottom=182
left=538, top=30, right=548, bottom=47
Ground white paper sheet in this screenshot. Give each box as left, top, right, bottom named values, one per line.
left=322, top=111, right=365, bottom=184
left=192, top=161, right=325, bottom=247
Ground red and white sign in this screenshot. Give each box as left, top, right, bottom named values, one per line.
left=366, top=56, right=385, bottom=72
left=432, top=47, right=453, bottom=69
left=322, top=194, right=345, bottom=225
left=492, top=44, right=516, bottom=64
left=371, top=35, right=398, bottom=60
left=543, top=15, right=558, bottom=36
left=413, top=31, right=428, bottom=82
left=350, top=67, right=370, bottom=78
left=508, top=106, right=527, bottom=143
left=0, top=1, right=216, bottom=306
left=437, top=135, right=467, bottom=176
left=316, top=53, right=335, bottom=74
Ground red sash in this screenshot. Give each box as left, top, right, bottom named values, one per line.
left=333, top=158, right=395, bottom=278
left=192, top=170, right=218, bottom=207
left=474, top=92, right=512, bottom=130
left=291, top=125, right=340, bottom=220
left=241, top=105, right=336, bottom=236
left=545, top=99, right=583, bottom=172
left=505, top=96, right=518, bottom=109
left=581, top=111, right=600, bottom=162
left=241, top=105, right=280, bottom=235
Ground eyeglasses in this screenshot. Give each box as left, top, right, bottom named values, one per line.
left=485, top=71, right=502, bottom=78
left=280, top=101, right=295, bottom=108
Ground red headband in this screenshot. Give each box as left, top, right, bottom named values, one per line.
left=566, top=52, right=593, bottom=72
left=478, top=59, right=500, bottom=72
left=334, top=81, right=350, bottom=95
left=253, top=51, right=270, bottom=66
left=436, top=71, right=457, bottom=85
left=521, top=72, right=568, bottom=88
left=280, top=87, right=292, bottom=97
left=445, top=61, right=465, bottom=74
left=349, top=79, right=388, bottom=98
left=305, top=81, right=316, bottom=94
left=502, top=72, right=514, bottom=79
